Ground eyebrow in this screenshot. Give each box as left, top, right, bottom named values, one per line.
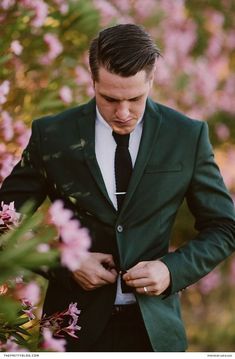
left=100, top=93, right=143, bottom=101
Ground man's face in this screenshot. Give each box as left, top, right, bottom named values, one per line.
left=94, top=67, right=154, bottom=135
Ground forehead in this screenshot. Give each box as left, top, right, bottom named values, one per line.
left=95, top=67, right=149, bottom=99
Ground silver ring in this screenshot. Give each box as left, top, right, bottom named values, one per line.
left=144, top=286, right=148, bottom=293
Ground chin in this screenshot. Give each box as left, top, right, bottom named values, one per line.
left=112, top=124, right=135, bottom=134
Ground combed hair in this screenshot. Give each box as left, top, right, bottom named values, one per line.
left=89, top=24, right=161, bottom=80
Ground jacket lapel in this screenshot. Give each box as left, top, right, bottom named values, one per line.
left=120, top=98, right=162, bottom=213
left=76, top=99, right=116, bottom=210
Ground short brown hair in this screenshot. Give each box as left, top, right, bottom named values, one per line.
left=89, top=24, right=161, bottom=81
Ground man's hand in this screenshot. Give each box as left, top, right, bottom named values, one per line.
left=122, top=260, right=170, bottom=296
left=72, top=252, right=118, bottom=290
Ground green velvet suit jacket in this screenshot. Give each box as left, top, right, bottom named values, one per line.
left=1, top=98, right=235, bottom=351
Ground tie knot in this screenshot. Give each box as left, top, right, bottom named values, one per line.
left=112, top=132, right=130, bottom=147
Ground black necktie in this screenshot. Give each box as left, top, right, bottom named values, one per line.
left=112, top=131, right=133, bottom=211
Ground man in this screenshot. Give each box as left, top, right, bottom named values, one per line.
left=0, top=24, right=235, bottom=352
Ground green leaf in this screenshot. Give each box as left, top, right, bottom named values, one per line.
left=11, top=332, right=28, bottom=346
left=0, top=296, right=21, bottom=322
left=0, top=333, right=7, bottom=341
left=13, top=317, right=30, bottom=326
left=19, top=250, right=59, bottom=269
left=0, top=237, right=44, bottom=264
left=0, top=53, right=13, bottom=65
left=0, top=211, right=44, bottom=248
left=15, top=326, right=31, bottom=337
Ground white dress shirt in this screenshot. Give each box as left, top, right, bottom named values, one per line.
left=95, top=107, right=143, bottom=304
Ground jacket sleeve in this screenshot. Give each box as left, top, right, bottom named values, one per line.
left=0, top=120, right=47, bottom=211
left=161, top=121, right=235, bottom=294
left=0, top=120, right=74, bottom=290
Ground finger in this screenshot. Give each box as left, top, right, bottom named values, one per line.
left=123, top=268, right=148, bottom=281
left=124, top=277, right=151, bottom=288
left=110, top=268, right=118, bottom=276
left=74, top=270, right=113, bottom=290
left=135, top=286, right=157, bottom=296
left=99, top=266, right=118, bottom=284
left=96, top=253, right=115, bottom=265
left=101, top=255, right=116, bottom=269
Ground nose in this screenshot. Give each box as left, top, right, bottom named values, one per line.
left=115, top=101, right=130, bottom=121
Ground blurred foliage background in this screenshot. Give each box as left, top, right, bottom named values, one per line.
left=0, top=0, right=235, bottom=352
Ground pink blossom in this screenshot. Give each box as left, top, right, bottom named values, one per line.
left=0, top=0, right=15, bottom=10
left=0, top=153, right=17, bottom=181
left=22, top=307, right=36, bottom=320
left=63, top=303, right=81, bottom=338
left=52, top=0, right=68, bottom=14
left=44, top=33, right=63, bottom=58
left=206, top=34, right=223, bottom=58
left=155, top=59, right=171, bottom=85
left=10, top=40, right=23, bottom=55
left=59, top=223, right=90, bottom=271
left=13, top=120, right=31, bottom=148
left=215, top=123, right=230, bottom=141
left=49, top=200, right=73, bottom=227
left=93, top=0, right=119, bottom=25
left=214, top=147, right=235, bottom=190
left=111, top=0, right=131, bottom=11
left=0, top=201, right=21, bottom=227
left=134, top=0, right=158, bottom=19
left=0, top=143, right=6, bottom=155
left=64, top=302, right=81, bottom=325
left=75, top=65, right=94, bottom=96
left=15, top=276, right=24, bottom=284
left=205, top=10, right=224, bottom=32
left=21, top=298, right=37, bottom=319
left=17, top=281, right=41, bottom=305
left=42, top=328, right=66, bottom=352
left=37, top=243, right=50, bottom=252
left=210, top=56, right=229, bottom=81
left=0, top=14, right=6, bottom=23
left=0, top=80, right=10, bottom=105
left=226, top=30, right=235, bottom=49
left=63, top=321, right=81, bottom=338
left=160, top=0, right=186, bottom=25
left=32, top=0, right=48, bottom=27
left=163, top=20, right=197, bottom=60
left=198, top=269, right=222, bottom=294
left=49, top=200, right=90, bottom=271
left=75, top=66, right=91, bottom=85
left=13, top=119, right=29, bottom=134
left=40, top=302, right=81, bottom=340
left=1, top=111, right=14, bottom=141
left=59, top=86, right=73, bottom=104
left=0, top=337, right=28, bottom=352
left=217, top=75, right=235, bottom=114
left=21, top=0, right=48, bottom=28
left=192, top=59, right=218, bottom=97
left=40, top=33, right=63, bottom=64
left=64, top=302, right=81, bottom=318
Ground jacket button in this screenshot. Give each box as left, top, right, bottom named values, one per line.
left=117, top=225, right=123, bottom=233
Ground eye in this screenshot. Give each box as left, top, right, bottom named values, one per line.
left=105, top=97, right=117, bottom=103
left=130, top=97, right=141, bottom=102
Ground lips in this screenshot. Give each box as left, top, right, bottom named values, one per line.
left=114, top=119, right=132, bottom=126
